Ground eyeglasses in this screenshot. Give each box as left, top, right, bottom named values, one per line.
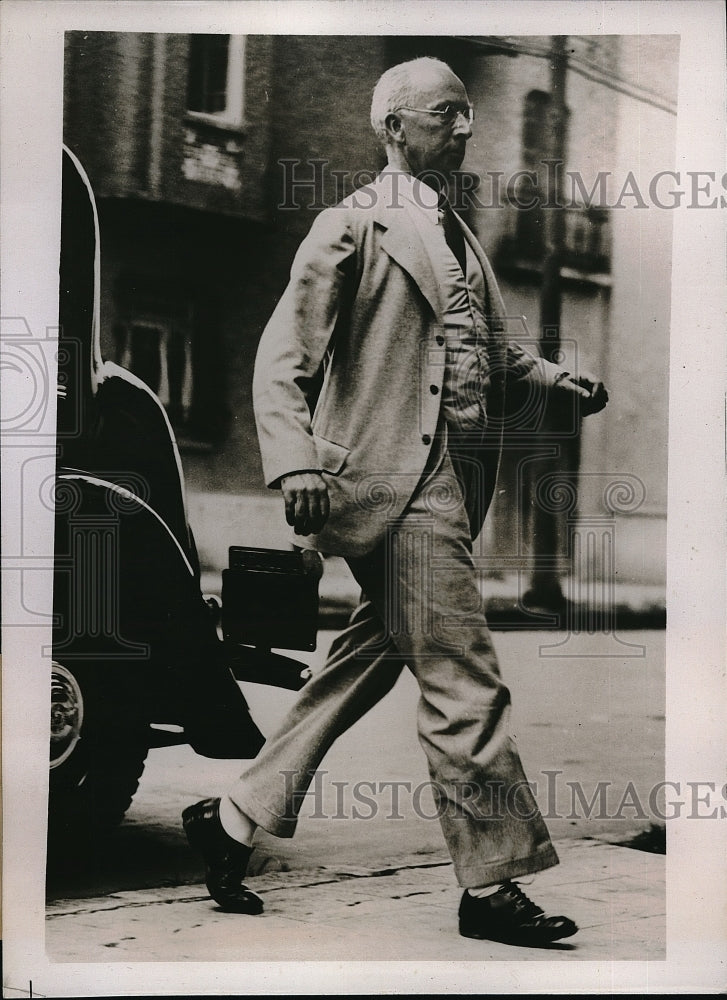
left=394, top=104, right=475, bottom=127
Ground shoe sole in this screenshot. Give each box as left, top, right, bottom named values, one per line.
left=459, top=923, right=578, bottom=945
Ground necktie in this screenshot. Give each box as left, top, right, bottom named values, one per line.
left=439, top=200, right=467, bottom=275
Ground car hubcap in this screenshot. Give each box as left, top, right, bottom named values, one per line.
left=50, top=662, right=84, bottom=768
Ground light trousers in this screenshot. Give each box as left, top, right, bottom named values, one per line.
left=228, top=443, right=558, bottom=887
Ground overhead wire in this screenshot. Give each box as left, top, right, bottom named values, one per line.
left=455, top=36, right=678, bottom=116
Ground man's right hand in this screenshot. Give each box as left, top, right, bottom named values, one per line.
left=280, top=471, right=330, bottom=536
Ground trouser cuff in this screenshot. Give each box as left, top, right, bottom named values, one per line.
left=227, top=788, right=298, bottom=839
left=454, top=843, right=560, bottom=889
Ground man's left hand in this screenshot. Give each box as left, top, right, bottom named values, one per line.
left=555, top=372, right=609, bottom=416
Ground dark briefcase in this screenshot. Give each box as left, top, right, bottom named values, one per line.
left=221, top=546, right=323, bottom=652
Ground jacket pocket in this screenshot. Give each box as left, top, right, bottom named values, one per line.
left=312, top=433, right=350, bottom=475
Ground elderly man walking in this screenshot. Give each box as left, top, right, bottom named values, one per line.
left=183, top=57, right=607, bottom=946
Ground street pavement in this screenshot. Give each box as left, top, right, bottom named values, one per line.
left=46, top=630, right=667, bottom=968
left=46, top=838, right=664, bottom=963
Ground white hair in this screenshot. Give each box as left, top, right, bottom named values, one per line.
left=370, top=57, right=455, bottom=144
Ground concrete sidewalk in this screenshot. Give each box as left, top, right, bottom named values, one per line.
left=45, top=837, right=664, bottom=963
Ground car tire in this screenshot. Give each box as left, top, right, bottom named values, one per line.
left=48, top=660, right=149, bottom=845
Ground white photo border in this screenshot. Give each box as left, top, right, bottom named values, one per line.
left=1, top=0, right=725, bottom=995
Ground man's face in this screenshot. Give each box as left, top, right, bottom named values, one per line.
left=393, top=65, right=473, bottom=179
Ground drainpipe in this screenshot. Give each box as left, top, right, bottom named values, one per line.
left=524, top=35, right=572, bottom=611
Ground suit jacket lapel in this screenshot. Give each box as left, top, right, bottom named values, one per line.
left=379, top=223, right=445, bottom=322
left=371, top=173, right=507, bottom=335
left=373, top=176, right=444, bottom=322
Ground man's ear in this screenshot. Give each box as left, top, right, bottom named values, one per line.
left=384, top=111, right=405, bottom=144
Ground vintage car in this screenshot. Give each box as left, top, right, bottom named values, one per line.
left=50, top=147, right=320, bottom=843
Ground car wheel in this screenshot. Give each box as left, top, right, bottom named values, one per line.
left=48, top=660, right=149, bottom=844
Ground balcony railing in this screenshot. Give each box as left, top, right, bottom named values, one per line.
left=497, top=196, right=611, bottom=281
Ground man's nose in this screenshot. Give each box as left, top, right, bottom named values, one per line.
left=452, top=111, right=473, bottom=138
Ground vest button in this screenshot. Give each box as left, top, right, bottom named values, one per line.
left=422, top=434, right=431, bottom=445
left=436, top=335, right=445, bottom=346
left=430, top=385, right=439, bottom=395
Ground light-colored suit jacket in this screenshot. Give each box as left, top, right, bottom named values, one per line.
left=253, top=172, right=561, bottom=557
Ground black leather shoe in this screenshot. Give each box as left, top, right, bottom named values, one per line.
left=182, top=797, right=263, bottom=914
left=458, top=883, right=577, bottom=946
